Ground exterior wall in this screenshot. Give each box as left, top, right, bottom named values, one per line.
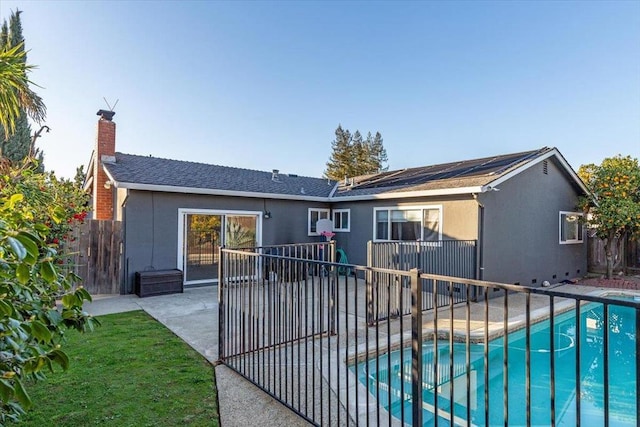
left=115, top=188, right=127, bottom=221
left=121, top=190, right=329, bottom=293
left=479, top=157, right=587, bottom=287
left=117, top=154, right=586, bottom=292
left=330, top=196, right=479, bottom=266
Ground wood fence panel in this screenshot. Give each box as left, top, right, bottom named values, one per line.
left=66, top=220, right=123, bottom=294
left=627, top=238, right=640, bottom=273
left=588, top=235, right=640, bottom=274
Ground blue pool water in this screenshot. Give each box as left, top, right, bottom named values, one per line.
left=355, top=303, right=637, bottom=426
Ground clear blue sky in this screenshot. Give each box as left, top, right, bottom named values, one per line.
left=2, top=1, right=639, bottom=180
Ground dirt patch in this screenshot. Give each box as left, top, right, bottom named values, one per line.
left=576, top=275, right=640, bottom=291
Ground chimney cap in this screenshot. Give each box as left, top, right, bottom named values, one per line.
left=97, top=110, right=115, bottom=121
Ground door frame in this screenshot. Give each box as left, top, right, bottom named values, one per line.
left=177, top=208, right=263, bottom=285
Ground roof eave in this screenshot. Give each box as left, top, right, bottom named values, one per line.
left=109, top=179, right=486, bottom=202
left=82, top=150, right=96, bottom=191
left=82, top=175, right=94, bottom=192
left=112, top=181, right=332, bottom=202
left=332, top=186, right=486, bottom=201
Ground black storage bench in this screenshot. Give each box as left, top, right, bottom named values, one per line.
left=135, top=269, right=183, bottom=297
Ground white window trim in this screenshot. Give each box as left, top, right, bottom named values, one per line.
left=308, top=208, right=330, bottom=236
left=332, top=209, right=350, bottom=232
left=373, top=205, right=443, bottom=242
left=177, top=208, right=263, bottom=284
left=559, top=211, right=584, bottom=244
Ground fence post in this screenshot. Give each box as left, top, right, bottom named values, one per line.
left=410, top=268, right=423, bottom=427
left=366, top=241, right=374, bottom=325
left=218, top=246, right=225, bottom=361
left=472, top=240, right=479, bottom=301
left=329, top=240, right=337, bottom=335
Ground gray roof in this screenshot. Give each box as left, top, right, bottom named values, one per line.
left=102, top=146, right=585, bottom=200
left=104, top=153, right=335, bottom=198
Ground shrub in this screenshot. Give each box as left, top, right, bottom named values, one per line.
left=0, top=159, right=97, bottom=423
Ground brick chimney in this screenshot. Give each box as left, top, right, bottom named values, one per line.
left=92, top=110, right=116, bottom=220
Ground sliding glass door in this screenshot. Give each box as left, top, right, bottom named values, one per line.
left=225, top=215, right=257, bottom=249
left=181, top=210, right=259, bottom=285
left=184, top=214, right=222, bottom=283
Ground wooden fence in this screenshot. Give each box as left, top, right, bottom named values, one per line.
left=626, top=237, right=640, bottom=273
left=64, top=220, right=123, bottom=294
left=588, top=234, right=640, bottom=274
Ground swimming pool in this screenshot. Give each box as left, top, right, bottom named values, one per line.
left=355, top=303, right=637, bottom=426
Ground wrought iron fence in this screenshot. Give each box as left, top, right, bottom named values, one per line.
left=258, top=241, right=336, bottom=281
left=218, top=247, right=640, bottom=427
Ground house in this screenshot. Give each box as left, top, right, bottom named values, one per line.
left=85, top=110, right=588, bottom=293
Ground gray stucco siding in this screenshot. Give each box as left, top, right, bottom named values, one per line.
left=115, top=188, right=127, bottom=221
left=330, top=197, right=479, bottom=266
left=117, top=152, right=587, bottom=293
left=480, top=157, right=587, bottom=287
left=121, top=190, right=329, bottom=293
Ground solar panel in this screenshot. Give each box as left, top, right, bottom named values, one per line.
left=351, top=148, right=546, bottom=190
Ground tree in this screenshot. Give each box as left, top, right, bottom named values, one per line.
left=365, top=131, right=388, bottom=174
left=73, top=165, right=86, bottom=188
left=0, top=13, right=91, bottom=421
left=324, top=125, right=388, bottom=181
left=0, top=10, right=40, bottom=162
left=351, top=130, right=365, bottom=177
left=325, top=125, right=353, bottom=181
left=0, top=43, right=45, bottom=145
left=578, top=155, right=640, bottom=278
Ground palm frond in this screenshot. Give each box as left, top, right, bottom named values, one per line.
left=0, top=43, right=46, bottom=140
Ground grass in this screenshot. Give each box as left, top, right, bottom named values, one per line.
left=16, top=310, right=219, bottom=427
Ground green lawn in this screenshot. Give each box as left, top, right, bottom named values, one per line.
left=16, top=310, right=219, bottom=427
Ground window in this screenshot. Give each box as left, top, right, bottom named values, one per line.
left=559, top=211, right=583, bottom=244
left=374, top=206, right=442, bottom=242
left=308, top=208, right=330, bottom=235
left=333, top=209, right=350, bottom=232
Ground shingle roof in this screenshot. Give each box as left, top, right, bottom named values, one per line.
left=102, top=146, right=584, bottom=201
left=104, top=153, right=335, bottom=198
left=332, top=147, right=554, bottom=198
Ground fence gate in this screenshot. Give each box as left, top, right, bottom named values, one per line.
left=65, top=219, right=123, bottom=294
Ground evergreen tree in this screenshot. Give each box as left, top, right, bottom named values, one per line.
left=325, top=125, right=353, bottom=181
left=74, top=165, right=86, bottom=188
left=351, top=130, right=366, bottom=177
left=369, top=131, right=388, bottom=173
left=0, top=10, right=34, bottom=163
left=0, top=21, right=7, bottom=48
left=324, top=126, right=389, bottom=180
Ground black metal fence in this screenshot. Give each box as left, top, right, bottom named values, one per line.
left=258, top=241, right=336, bottom=282
left=218, top=248, right=640, bottom=427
